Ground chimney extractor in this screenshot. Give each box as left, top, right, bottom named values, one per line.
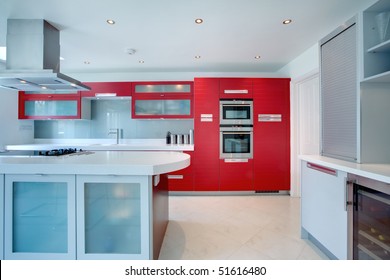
left=0, top=19, right=90, bottom=92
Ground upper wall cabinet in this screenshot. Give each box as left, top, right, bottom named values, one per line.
left=18, top=91, right=91, bottom=120
left=361, top=0, right=390, bottom=82
left=219, top=78, right=253, bottom=98
left=81, top=82, right=132, bottom=98
left=131, top=81, right=193, bottom=119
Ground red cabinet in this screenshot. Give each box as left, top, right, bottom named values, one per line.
left=131, top=81, right=193, bottom=119
left=18, top=91, right=89, bottom=120
left=219, top=159, right=253, bottom=191
left=168, top=152, right=194, bottom=191
left=219, top=78, right=253, bottom=99
left=253, top=78, right=290, bottom=191
left=81, top=82, right=132, bottom=98
left=193, top=78, right=220, bottom=191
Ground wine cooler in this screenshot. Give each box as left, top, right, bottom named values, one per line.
left=348, top=174, right=390, bottom=260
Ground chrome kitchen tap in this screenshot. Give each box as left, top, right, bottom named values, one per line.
left=108, top=128, right=120, bottom=144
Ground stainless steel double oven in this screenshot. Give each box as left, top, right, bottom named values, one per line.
left=219, top=99, right=253, bottom=159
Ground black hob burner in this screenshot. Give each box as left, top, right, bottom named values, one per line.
left=39, top=148, right=83, bottom=156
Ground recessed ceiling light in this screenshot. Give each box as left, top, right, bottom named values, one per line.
left=84, top=61, right=90, bottom=65
left=20, top=80, right=27, bottom=84
left=59, top=56, right=65, bottom=61
left=283, top=19, right=292, bottom=25
left=195, top=55, right=201, bottom=59
left=106, top=19, right=115, bottom=25
left=139, top=60, right=145, bottom=64
left=41, top=86, right=47, bottom=90
left=254, top=55, right=261, bottom=59
left=195, top=18, right=203, bottom=24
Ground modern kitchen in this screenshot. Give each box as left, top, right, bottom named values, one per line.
left=0, top=0, right=389, bottom=275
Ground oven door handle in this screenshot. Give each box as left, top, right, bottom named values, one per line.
left=224, top=158, right=249, bottom=163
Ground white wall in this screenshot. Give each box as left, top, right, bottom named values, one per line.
left=0, top=88, right=34, bottom=152
left=278, top=44, right=319, bottom=80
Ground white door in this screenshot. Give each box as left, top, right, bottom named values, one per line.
left=291, top=71, right=320, bottom=197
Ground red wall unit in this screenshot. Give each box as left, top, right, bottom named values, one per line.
left=168, top=151, right=194, bottom=191
left=18, top=91, right=83, bottom=120
left=219, top=159, right=253, bottom=191
left=193, top=78, right=220, bottom=191
left=131, top=81, right=193, bottom=119
left=253, top=78, right=291, bottom=191
left=219, top=78, right=253, bottom=98
left=81, top=82, right=132, bottom=97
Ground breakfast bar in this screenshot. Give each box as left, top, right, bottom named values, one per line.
left=0, top=151, right=190, bottom=260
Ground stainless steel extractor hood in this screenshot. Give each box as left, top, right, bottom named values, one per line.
left=0, top=19, right=90, bottom=92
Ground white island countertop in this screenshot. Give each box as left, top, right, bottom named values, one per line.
left=5, top=139, right=194, bottom=152
left=0, top=151, right=190, bottom=176
left=300, top=155, right=390, bottom=184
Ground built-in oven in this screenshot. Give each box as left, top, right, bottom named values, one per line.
left=220, top=126, right=253, bottom=159
left=347, top=174, right=390, bottom=260
left=219, top=99, right=253, bottom=126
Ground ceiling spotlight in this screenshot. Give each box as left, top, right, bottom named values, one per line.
left=106, top=19, right=116, bottom=25
left=84, top=61, right=90, bottom=65
left=283, top=19, right=292, bottom=25
left=195, top=55, right=201, bottom=59
left=139, top=60, right=145, bottom=64
left=195, top=18, right=203, bottom=24
left=254, top=55, right=261, bottom=59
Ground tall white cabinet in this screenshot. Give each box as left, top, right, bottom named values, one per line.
left=320, top=0, right=390, bottom=164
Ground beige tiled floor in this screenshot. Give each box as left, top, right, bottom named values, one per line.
left=158, top=195, right=329, bottom=260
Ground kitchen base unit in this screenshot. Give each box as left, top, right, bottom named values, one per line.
left=0, top=151, right=189, bottom=260
left=301, top=160, right=348, bottom=260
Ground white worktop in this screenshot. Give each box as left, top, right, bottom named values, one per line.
left=300, top=155, right=390, bottom=184
left=5, top=138, right=194, bottom=152
left=0, top=151, right=190, bottom=176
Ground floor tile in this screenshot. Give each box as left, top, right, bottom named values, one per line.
left=158, top=195, right=329, bottom=260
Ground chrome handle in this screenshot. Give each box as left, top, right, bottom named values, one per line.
left=167, top=175, right=184, bottom=180
left=224, top=89, right=249, bottom=94
left=345, top=179, right=355, bottom=211
left=307, top=162, right=337, bottom=176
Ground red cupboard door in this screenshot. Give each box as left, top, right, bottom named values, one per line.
left=219, top=78, right=253, bottom=98
left=219, top=159, right=253, bottom=191
left=193, top=78, right=220, bottom=191
left=253, top=78, right=290, bottom=191
left=81, top=82, right=132, bottom=97
left=168, top=152, right=194, bottom=191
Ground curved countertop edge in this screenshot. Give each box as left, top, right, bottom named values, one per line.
left=0, top=151, right=190, bottom=176
left=299, top=155, right=390, bottom=184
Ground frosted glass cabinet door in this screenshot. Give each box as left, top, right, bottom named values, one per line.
left=4, top=174, right=76, bottom=260
left=24, top=100, right=78, bottom=117
left=76, top=175, right=151, bottom=260
left=134, top=99, right=191, bottom=116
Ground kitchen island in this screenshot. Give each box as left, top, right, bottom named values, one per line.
left=0, top=151, right=190, bottom=260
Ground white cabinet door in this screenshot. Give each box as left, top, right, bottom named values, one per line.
left=76, top=175, right=151, bottom=260
left=301, top=161, right=348, bottom=259
left=4, top=174, right=76, bottom=259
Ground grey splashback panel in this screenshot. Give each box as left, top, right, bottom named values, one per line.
left=34, top=100, right=194, bottom=139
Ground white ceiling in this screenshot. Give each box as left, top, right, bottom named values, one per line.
left=0, top=0, right=378, bottom=74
